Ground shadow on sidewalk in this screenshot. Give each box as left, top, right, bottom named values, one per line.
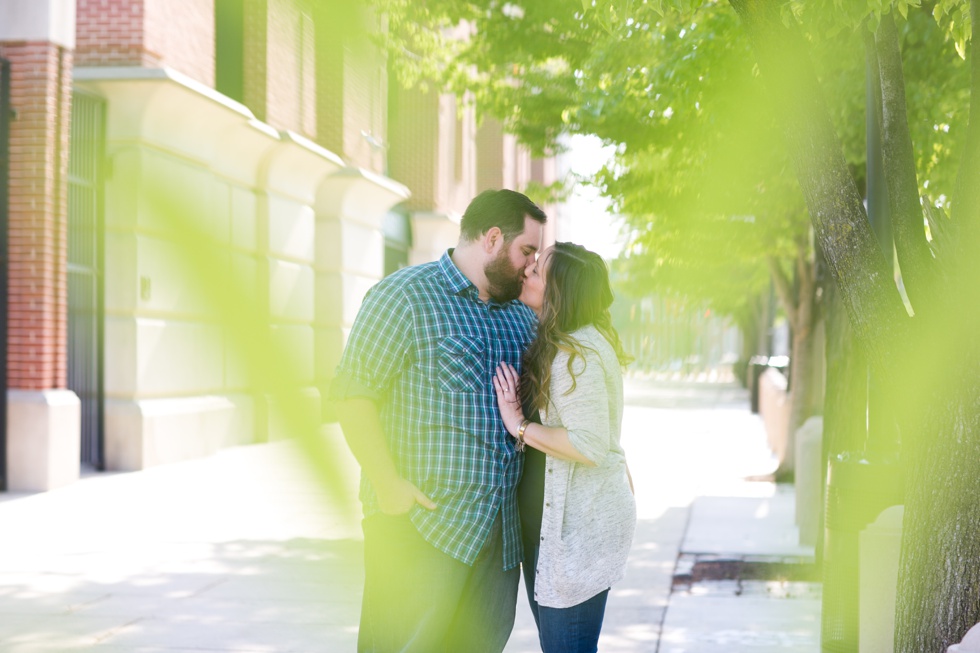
left=0, top=537, right=364, bottom=651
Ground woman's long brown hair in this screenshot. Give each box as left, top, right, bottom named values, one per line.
left=521, top=242, right=632, bottom=412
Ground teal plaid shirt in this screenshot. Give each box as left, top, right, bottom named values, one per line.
left=330, top=250, right=536, bottom=569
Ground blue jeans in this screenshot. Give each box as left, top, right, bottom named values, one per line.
left=358, top=511, right=519, bottom=652
left=522, top=544, right=609, bottom=653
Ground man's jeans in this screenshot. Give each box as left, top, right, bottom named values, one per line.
left=523, top=544, right=609, bottom=653
left=358, top=511, right=519, bottom=653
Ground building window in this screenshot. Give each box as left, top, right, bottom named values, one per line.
left=454, top=99, right=464, bottom=182
left=216, top=0, right=245, bottom=103
left=383, top=210, right=412, bottom=276
left=298, top=8, right=316, bottom=137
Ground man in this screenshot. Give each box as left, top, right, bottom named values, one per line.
left=330, top=189, right=547, bottom=652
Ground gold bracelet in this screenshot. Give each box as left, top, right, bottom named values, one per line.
left=516, top=419, right=531, bottom=452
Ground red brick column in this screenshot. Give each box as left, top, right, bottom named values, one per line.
left=0, top=41, right=73, bottom=391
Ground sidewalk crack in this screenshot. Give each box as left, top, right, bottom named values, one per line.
left=65, top=593, right=111, bottom=614
left=186, top=576, right=230, bottom=598
left=93, top=617, right=144, bottom=644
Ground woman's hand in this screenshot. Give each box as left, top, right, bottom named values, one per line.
left=493, top=362, right=525, bottom=436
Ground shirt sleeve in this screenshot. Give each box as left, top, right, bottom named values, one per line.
left=329, top=279, right=413, bottom=405
left=548, top=346, right=611, bottom=465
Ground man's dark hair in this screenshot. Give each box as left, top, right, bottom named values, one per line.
left=459, top=189, right=547, bottom=242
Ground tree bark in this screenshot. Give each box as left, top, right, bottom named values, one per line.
left=893, top=1, right=980, bottom=650
left=821, top=284, right=867, bottom=458
left=819, top=279, right=867, bottom=568
left=894, top=374, right=980, bottom=653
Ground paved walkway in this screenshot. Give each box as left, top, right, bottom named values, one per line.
left=0, top=378, right=819, bottom=651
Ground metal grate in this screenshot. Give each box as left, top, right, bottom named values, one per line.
left=67, top=90, right=106, bottom=470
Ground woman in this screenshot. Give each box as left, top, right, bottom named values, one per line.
left=494, top=241, right=636, bottom=653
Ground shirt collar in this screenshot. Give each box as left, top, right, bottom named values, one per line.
left=438, top=249, right=478, bottom=298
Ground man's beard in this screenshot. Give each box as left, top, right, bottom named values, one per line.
left=485, top=252, right=523, bottom=302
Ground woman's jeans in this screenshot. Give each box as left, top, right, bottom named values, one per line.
left=523, top=544, right=609, bottom=653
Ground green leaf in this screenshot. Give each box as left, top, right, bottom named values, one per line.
left=954, top=37, right=966, bottom=59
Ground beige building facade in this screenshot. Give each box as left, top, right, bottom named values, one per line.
left=0, top=0, right=558, bottom=492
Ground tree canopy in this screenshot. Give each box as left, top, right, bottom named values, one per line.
left=380, top=0, right=969, bottom=326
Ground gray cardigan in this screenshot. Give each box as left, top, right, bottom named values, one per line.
left=534, top=325, right=636, bottom=609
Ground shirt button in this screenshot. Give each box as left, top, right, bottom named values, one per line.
left=545, top=502, right=550, bottom=507
left=540, top=536, right=544, bottom=541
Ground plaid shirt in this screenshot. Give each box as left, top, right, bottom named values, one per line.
left=331, top=250, right=536, bottom=569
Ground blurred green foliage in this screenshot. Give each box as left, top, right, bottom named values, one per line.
left=377, top=0, right=971, bottom=322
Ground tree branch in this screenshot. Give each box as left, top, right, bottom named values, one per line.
left=874, top=12, right=936, bottom=312
left=728, top=0, right=909, bottom=372
left=952, top=0, right=980, bottom=260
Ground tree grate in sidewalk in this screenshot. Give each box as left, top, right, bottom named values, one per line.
left=672, top=553, right=820, bottom=591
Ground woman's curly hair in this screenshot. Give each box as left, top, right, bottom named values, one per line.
left=521, top=242, right=632, bottom=412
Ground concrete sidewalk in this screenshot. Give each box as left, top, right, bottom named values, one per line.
left=0, top=378, right=820, bottom=651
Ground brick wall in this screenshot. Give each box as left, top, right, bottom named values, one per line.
left=259, top=0, right=315, bottom=137
left=143, top=0, right=215, bottom=87
left=476, top=118, right=504, bottom=192
left=476, top=119, right=535, bottom=194
left=75, top=0, right=146, bottom=68
left=388, top=81, right=438, bottom=211
left=314, top=2, right=343, bottom=157
left=315, top=4, right=386, bottom=173
left=436, top=93, right=476, bottom=216
left=340, top=13, right=385, bottom=173
left=0, top=42, right=73, bottom=390
left=75, top=0, right=215, bottom=87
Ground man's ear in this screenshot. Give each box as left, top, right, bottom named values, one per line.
left=483, top=226, right=503, bottom=253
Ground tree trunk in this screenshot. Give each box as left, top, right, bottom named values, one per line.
left=873, top=13, right=935, bottom=308
left=768, top=245, right=819, bottom=477
left=728, top=0, right=908, bottom=369
left=735, top=294, right=765, bottom=387
left=895, top=372, right=980, bottom=652
left=892, top=1, right=980, bottom=650
left=821, top=281, right=866, bottom=475
left=729, top=2, right=980, bottom=650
